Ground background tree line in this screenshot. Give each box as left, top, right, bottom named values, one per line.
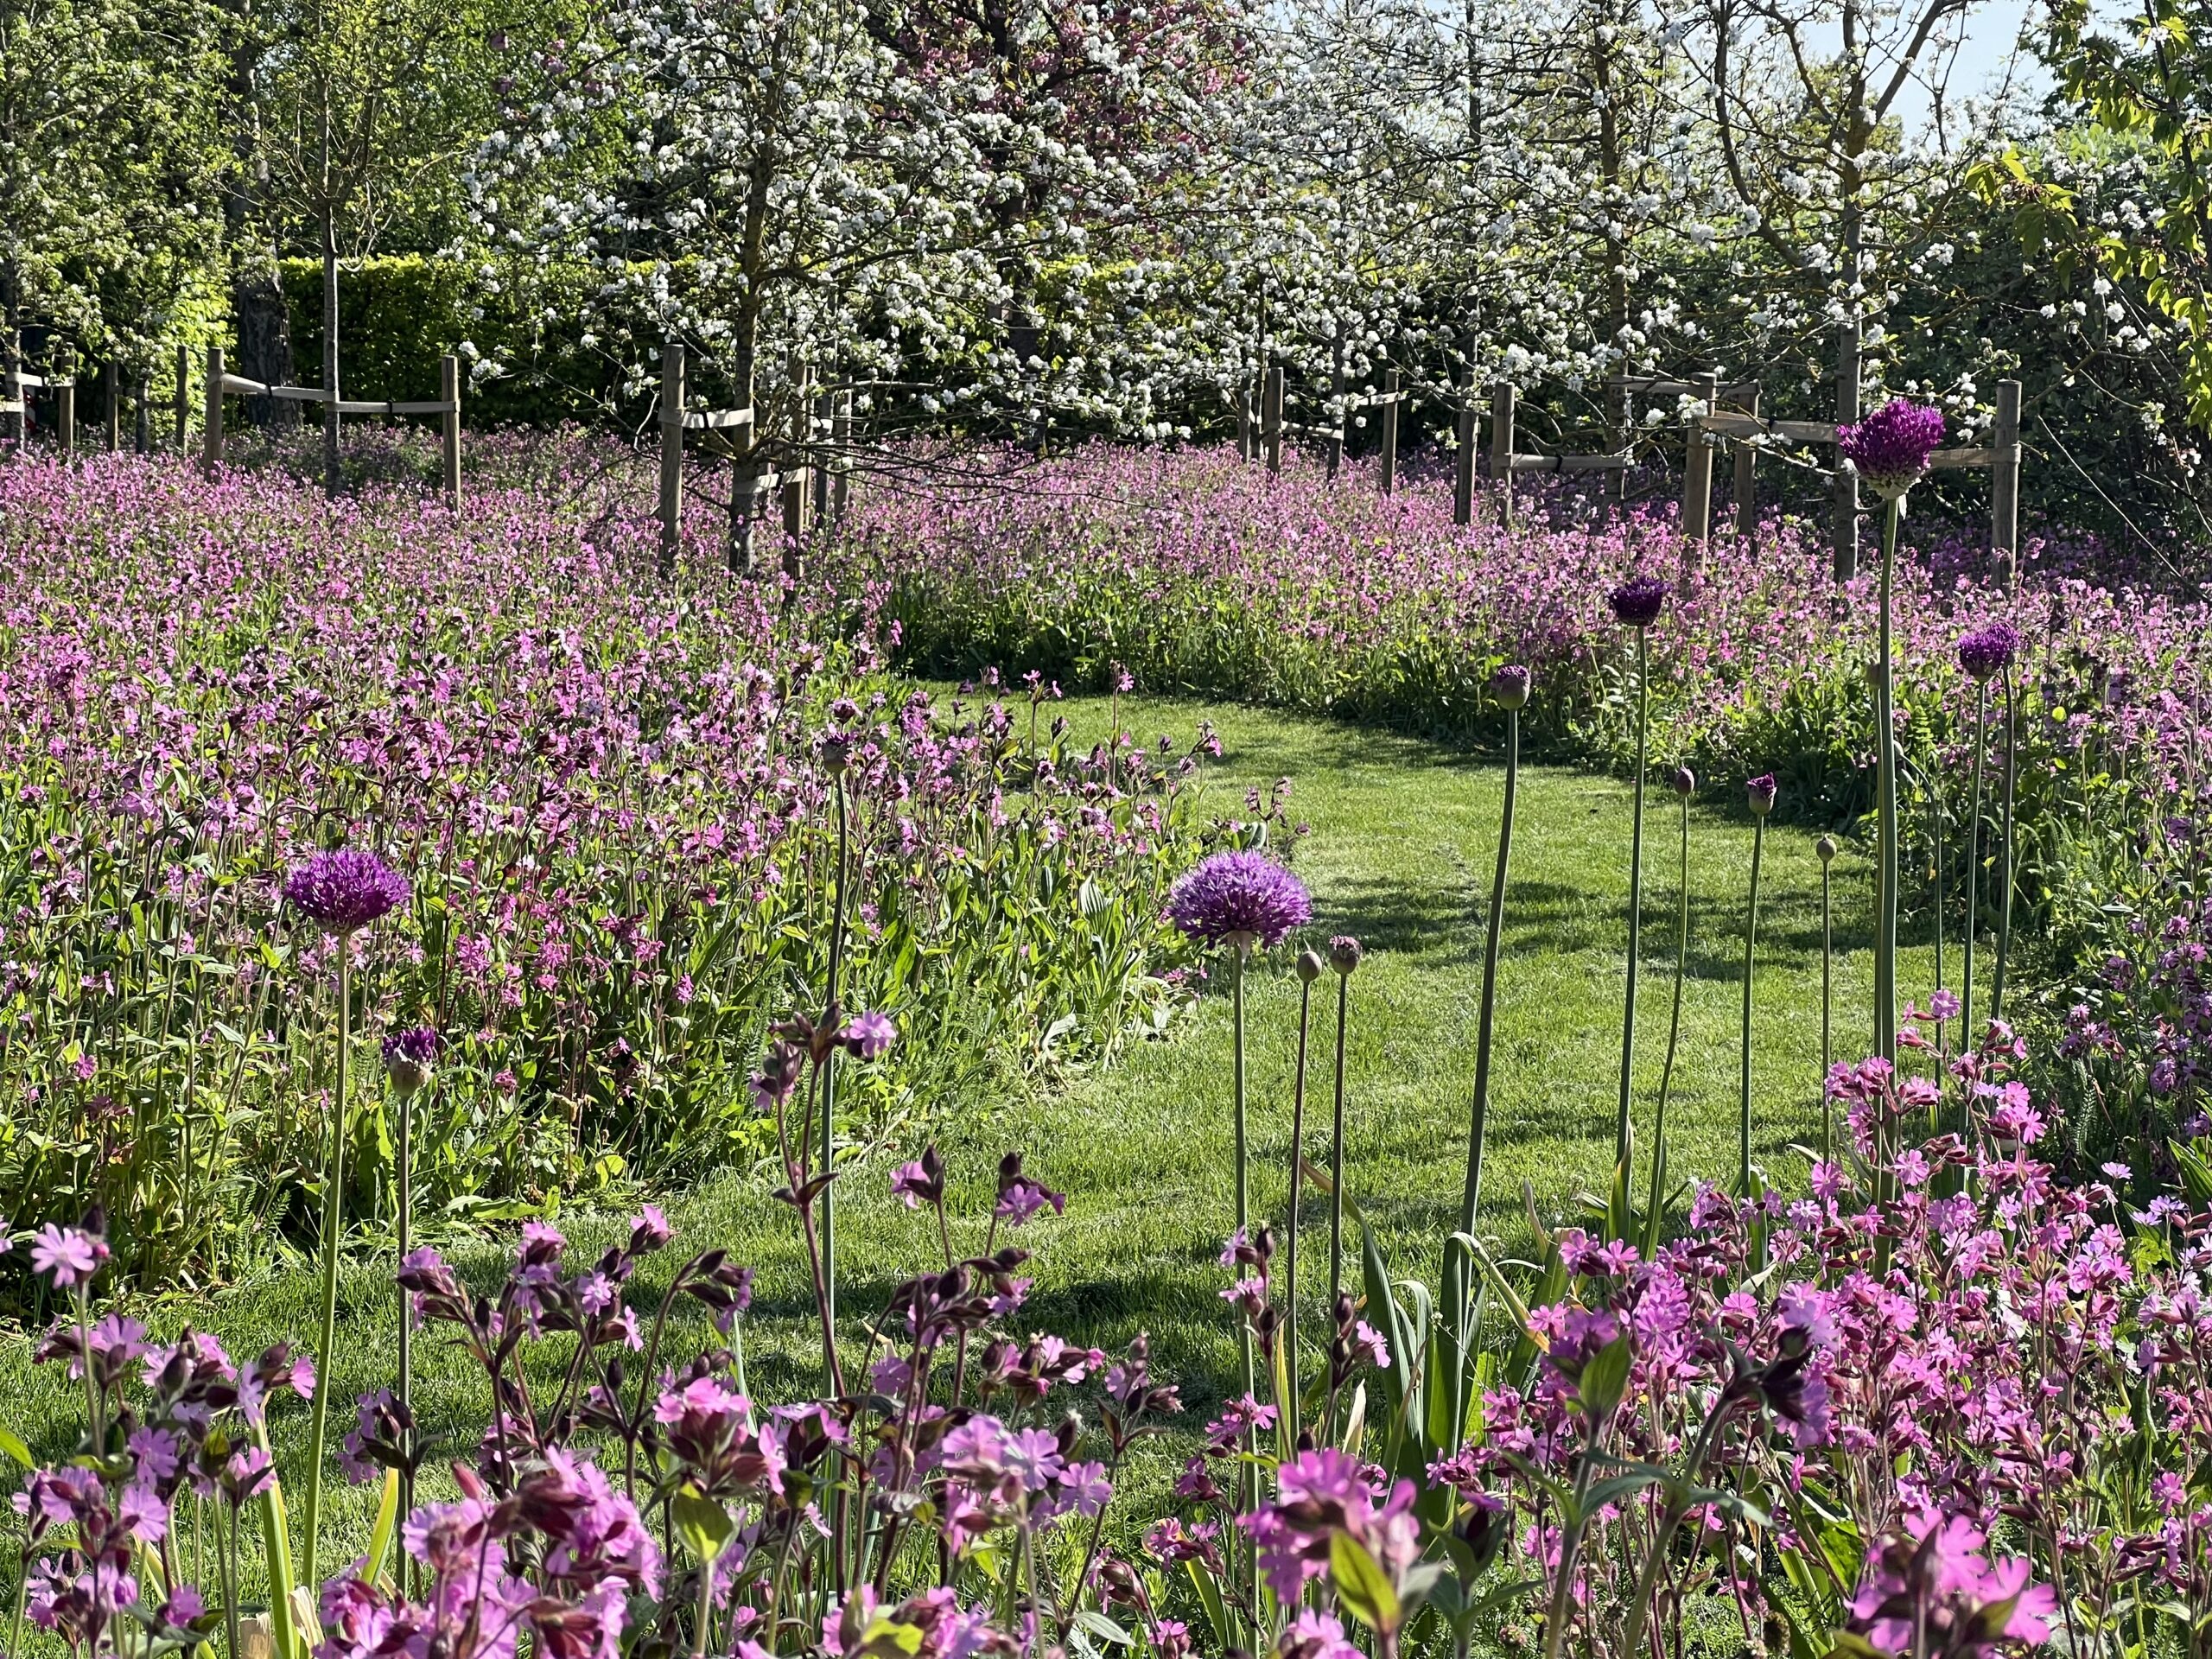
left=5, top=0, right=2212, bottom=561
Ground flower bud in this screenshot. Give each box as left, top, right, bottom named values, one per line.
left=1295, top=948, right=1325, bottom=982
left=1490, top=664, right=1532, bottom=711
left=1815, top=835, right=1837, bottom=864
left=1746, top=773, right=1777, bottom=817
left=1669, top=766, right=1695, bottom=798
left=1328, top=935, right=1363, bottom=976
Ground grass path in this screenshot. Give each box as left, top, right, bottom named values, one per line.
left=0, top=693, right=1931, bottom=1571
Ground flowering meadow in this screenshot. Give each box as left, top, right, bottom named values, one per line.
left=852, top=443, right=2212, bottom=1143
left=0, top=450, right=1228, bottom=1289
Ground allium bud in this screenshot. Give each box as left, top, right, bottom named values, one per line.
left=381, top=1027, right=438, bottom=1098
left=819, top=732, right=852, bottom=775
left=1490, top=664, right=1532, bottom=710
left=1746, top=773, right=1777, bottom=817
left=1328, top=935, right=1363, bottom=976
left=1296, top=948, right=1325, bottom=982
left=1815, top=835, right=1837, bottom=864
left=1670, top=766, right=1695, bottom=798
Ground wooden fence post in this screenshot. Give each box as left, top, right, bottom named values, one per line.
left=55, top=354, right=75, bottom=461
left=658, top=344, right=684, bottom=574
left=201, top=347, right=222, bottom=472
left=1453, top=367, right=1476, bottom=526
left=1681, top=370, right=1718, bottom=541
left=1992, top=378, right=2021, bottom=587
left=1733, top=387, right=1759, bottom=537
left=175, top=344, right=190, bottom=451
left=1263, top=364, right=1283, bottom=474
left=1378, top=370, right=1401, bottom=495
left=1490, top=382, right=1516, bottom=529
left=104, top=363, right=120, bottom=453
left=830, top=391, right=853, bottom=524
left=811, top=391, right=834, bottom=523
left=1326, top=340, right=1346, bottom=480
left=782, top=383, right=809, bottom=582
left=1236, top=371, right=1255, bottom=461
left=440, top=353, right=462, bottom=510
left=134, top=373, right=150, bottom=454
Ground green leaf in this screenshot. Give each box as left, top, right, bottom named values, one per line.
left=671, top=1490, right=735, bottom=1563
left=0, top=1424, right=32, bottom=1469
left=363, top=1470, right=402, bottom=1590
left=1329, top=1530, right=1402, bottom=1636
left=1185, top=1558, right=1233, bottom=1652
left=1576, top=1332, right=1633, bottom=1424
left=1071, top=1611, right=1134, bottom=1649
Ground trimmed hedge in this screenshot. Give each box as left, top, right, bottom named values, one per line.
left=279, top=255, right=621, bottom=427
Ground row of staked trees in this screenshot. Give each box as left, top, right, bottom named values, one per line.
left=10, top=0, right=2212, bottom=557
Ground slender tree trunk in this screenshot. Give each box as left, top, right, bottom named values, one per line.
left=224, top=1, right=296, bottom=429
left=1832, top=14, right=1867, bottom=582
left=1594, top=0, right=1628, bottom=491
left=1, top=262, right=22, bottom=447
left=322, top=212, right=340, bottom=495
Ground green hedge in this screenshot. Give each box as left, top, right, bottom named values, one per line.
left=279, top=255, right=622, bottom=427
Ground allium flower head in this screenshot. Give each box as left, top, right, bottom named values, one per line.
left=1607, top=575, right=1669, bottom=629
left=1746, top=773, right=1777, bottom=817
left=284, top=849, right=410, bottom=934
left=1956, top=622, right=2022, bottom=684
left=1670, top=766, right=1695, bottom=798
left=1328, top=935, right=1362, bottom=976
left=381, top=1027, right=438, bottom=1097
left=1165, top=851, right=1311, bottom=951
left=1490, top=664, right=1531, bottom=710
left=1837, top=398, right=1945, bottom=499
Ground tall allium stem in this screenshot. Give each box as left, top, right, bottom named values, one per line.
left=1961, top=679, right=1987, bottom=1089
left=1616, top=628, right=1650, bottom=1179
left=1652, top=788, right=1691, bottom=1218
left=1326, top=965, right=1350, bottom=1324
left=1991, top=660, right=2018, bottom=1025
left=1286, top=964, right=1316, bottom=1444
left=821, top=772, right=849, bottom=1389
left=1231, top=946, right=1252, bottom=1404
left=302, top=947, right=349, bottom=1586
left=396, top=1070, right=413, bottom=1536
left=1873, top=495, right=1902, bottom=1065
left=1818, top=841, right=1834, bottom=1160
left=1739, top=817, right=1764, bottom=1192
left=1463, top=704, right=1518, bottom=1233
left=1928, top=771, right=1945, bottom=1058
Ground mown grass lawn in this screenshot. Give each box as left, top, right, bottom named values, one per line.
left=0, top=692, right=1936, bottom=1580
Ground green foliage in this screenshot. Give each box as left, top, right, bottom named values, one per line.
left=277, top=255, right=620, bottom=424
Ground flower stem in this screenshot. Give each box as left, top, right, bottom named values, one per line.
left=1873, top=495, right=1901, bottom=1065
left=1928, top=766, right=1945, bottom=1060
left=1961, top=678, right=1986, bottom=1096
left=1991, top=659, right=2018, bottom=1026
left=1651, top=792, right=1689, bottom=1224
left=1325, top=967, right=1349, bottom=1440
left=302, top=945, right=350, bottom=1588
left=1820, top=863, right=1833, bottom=1161
left=1463, top=705, right=1517, bottom=1234
left=1739, top=818, right=1764, bottom=1192
left=819, top=775, right=850, bottom=1391
left=1287, top=974, right=1312, bottom=1445
left=396, top=1071, right=414, bottom=1551
left=1616, top=629, right=1650, bottom=1189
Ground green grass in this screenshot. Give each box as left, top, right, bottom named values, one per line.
left=0, top=692, right=1937, bottom=1586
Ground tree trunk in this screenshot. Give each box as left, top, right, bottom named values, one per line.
left=1594, top=0, right=1628, bottom=492
left=224, top=1, right=296, bottom=429
left=321, top=212, right=340, bottom=496
left=1, top=261, right=22, bottom=448
left=1832, top=0, right=1866, bottom=582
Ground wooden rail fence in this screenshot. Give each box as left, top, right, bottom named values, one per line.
left=202, top=346, right=463, bottom=507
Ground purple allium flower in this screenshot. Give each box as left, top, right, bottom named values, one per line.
left=381, top=1026, right=438, bottom=1096
left=1164, top=851, right=1311, bottom=950
left=30, top=1224, right=108, bottom=1289
left=1490, top=664, right=1532, bottom=710
left=839, top=1010, right=896, bottom=1059
left=1836, top=398, right=1945, bottom=499
left=1606, top=575, right=1669, bottom=629
left=1746, top=773, right=1777, bottom=817
left=1956, top=622, right=2022, bottom=684
left=283, top=848, right=410, bottom=934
